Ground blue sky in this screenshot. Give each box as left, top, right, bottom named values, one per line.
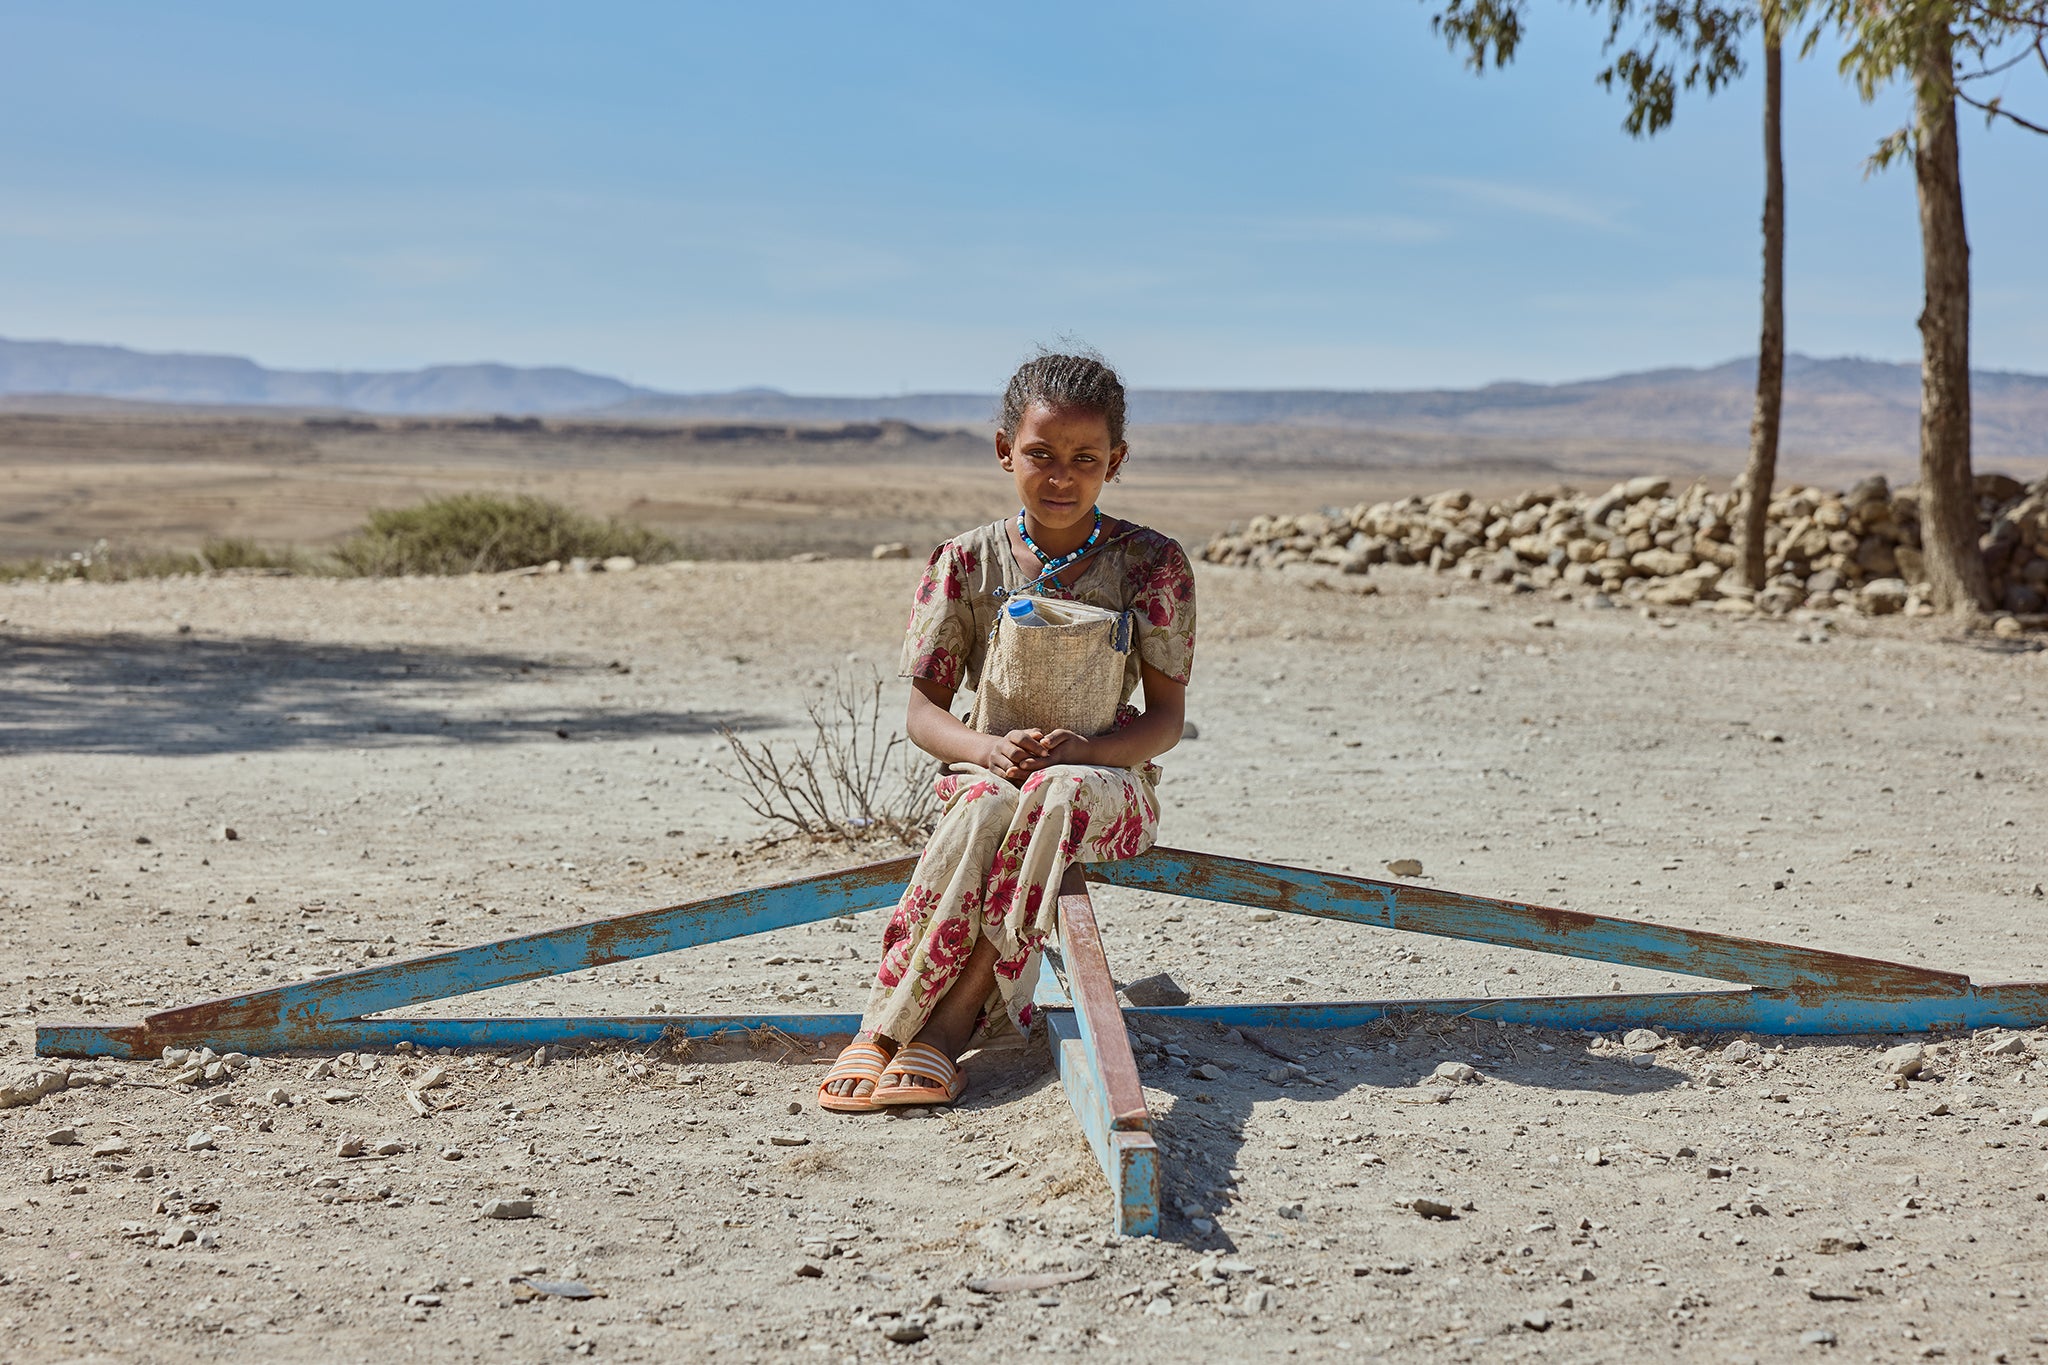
left=1, top=1, right=2042, bottom=392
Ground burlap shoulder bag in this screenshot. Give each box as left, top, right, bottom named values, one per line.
left=967, top=593, right=1134, bottom=740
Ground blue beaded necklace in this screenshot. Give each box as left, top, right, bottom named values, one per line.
left=1017, top=506, right=1103, bottom=581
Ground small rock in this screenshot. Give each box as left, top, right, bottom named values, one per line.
left=600, top=555, right=637, bottom=573
left=334, top=1134, right=365, bottom=1158
left=1622, top=1028, right=1665, bottom=1052
left=91, top=1137, right=131, bottom=1157
left=1249, top=911, right=1278, bottom=923
left=441, top=1148, right=465, bottom=1161
left=1181, top=722, right=1200, bottom=740
left=1800, top=1328, right=1837, bottom=1347
left=1432, top=1062, right=1480, bottom=1084
left=1243, top=1287, right=1275, bottom=1313
left=1121, top=972, right=1192, bottom=1008
left=1521, top=1310, right=1552, bottom=1332
left=44, top=1127, right=80, bottom=1146
left=185, top=1130, right=216, bottom=1151
left=320, top=1088, right=359, bottom=1104
left=2028, top=1107, right=2048, bottom=1128
left=264, top=1086, right=290, bottom=1106
left=529, top=1047, right=550, bottom=1068
left=793, top=1260, right=824, bottom=1278
left=768, top=1134, right=810, bottom=1147
left=1263, top=1066, right=1291, bottom=1085
left=1411, top=1198, right=1455, bottom=1220
left=1191, top=1063, right=1226, bottom=1081
left=870, top=542, right=911, bottom=560
left=883, top=1322, right=929, bottom=1342
left=158, top=1225, right=196, bottom=1250
left=1575, top=1266, right=1596, bottom=1283
left=1984, top=1034, right=2029, bottom=1058
left=482, top=1198, right=535, bottom=1220
left=1583, top=1148, right=1607, bottom=1166
left=1815, top=1231, right=1867, bottom=1254
left=415, top=1065, right=450, bottom=1090
left=1877, top=1043, right=1924, bottom=1078
left=1384, top=859, right=1424, bottom=878
left=374, top=1139, right=406, bottom=1156
left=1721, top=1040, right=1758, bottom=1062
left=1142, top=1298, right=1173, bottom=1317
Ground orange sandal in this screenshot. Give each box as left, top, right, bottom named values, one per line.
left=817, top=1040, right=892, bottom=1114
left=870, top=1041, right=966, bottom=1107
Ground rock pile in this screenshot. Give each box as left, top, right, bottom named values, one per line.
left=1203, top=472, right=2048, bottom=619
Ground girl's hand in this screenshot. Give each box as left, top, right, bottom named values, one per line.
left=1036, top=729, right=1094, bottom=767
left=983, top=729, right=1049, bottom=782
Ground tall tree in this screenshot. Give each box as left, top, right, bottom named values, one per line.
left=1818, top=0, right=2047, bottom=615
left=1428, top=3, right=1783, bottom=590
left=1741, top=5, right=1786, bottom=591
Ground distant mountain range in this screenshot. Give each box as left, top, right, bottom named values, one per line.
left=2, top=336, right=2043, bottom=460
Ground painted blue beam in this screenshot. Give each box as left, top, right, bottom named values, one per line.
left=1096, top=848, right=1967, bottom=1000
left=1045, top=1006, right=1160, bottom=1237
left=122, top=857, right=914, bottom=1053
left=36, top=1012, right=865, bottom=1058
left=1119, top=981, right=2048, bottom=1035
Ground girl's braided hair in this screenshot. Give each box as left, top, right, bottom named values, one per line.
left=997, top=349, right=1127, bottom=447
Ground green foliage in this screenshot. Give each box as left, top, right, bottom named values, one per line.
left=1429, top=1, right=1754, bottom=136
left=331, top=493, right=680, bottom=576
left=1813, top=0, right=2048, bottom=159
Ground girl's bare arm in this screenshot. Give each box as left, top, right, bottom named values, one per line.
left=905, top=678, right=1049, bottom=782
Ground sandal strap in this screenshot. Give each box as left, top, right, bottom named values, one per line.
left=823, top=1042, right=889, bottom=1085
left=880, top=1042, right=956, bottom=1086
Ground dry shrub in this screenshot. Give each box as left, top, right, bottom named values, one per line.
left=0, top=536, right=306, bottom=583
left=719, top=669, right=937, bottom=844
left=333, top=492, right=678, bottom=576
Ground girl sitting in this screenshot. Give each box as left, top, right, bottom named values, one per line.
left=819, top=350, right=1196, bottom=1111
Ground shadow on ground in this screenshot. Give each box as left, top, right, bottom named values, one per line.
left=0, top=630, right=773, bottom=755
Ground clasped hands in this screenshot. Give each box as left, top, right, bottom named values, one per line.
left=981, top=727, right=1092, bottom=783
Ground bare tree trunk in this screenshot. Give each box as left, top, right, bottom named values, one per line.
left=1740, top=27, right=1784, bottom=593
left=1912, top=23, right=1993, bottom=614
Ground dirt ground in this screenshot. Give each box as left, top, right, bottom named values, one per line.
left=0, top=409, right=1924, bottom=564
left=3, top=551, right=2047, bottom=1364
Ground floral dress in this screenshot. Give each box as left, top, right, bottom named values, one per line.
left=858, top=518, right=1197, bottom=1049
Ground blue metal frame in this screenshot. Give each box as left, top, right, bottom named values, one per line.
left=38, top=846, right=2048, bottom=1238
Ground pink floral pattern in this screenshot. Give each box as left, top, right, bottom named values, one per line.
left=900, top=519, right=1196, bottom=699
left=858, top=759, right=1161, bottom=1047
left=867, top=515, right=1187, bottom=1048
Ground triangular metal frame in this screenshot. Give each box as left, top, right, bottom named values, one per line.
left=39, top=848, right=2048, bottom=1238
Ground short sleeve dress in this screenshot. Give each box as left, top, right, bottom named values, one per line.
left=859, top=519, right=1197, bottom=1047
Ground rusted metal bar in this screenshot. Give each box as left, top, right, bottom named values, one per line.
left=1053, top=866, right=1150, bottom=1132
left=1042, top=1009, right=1160, bottom=1237
left=41, top=978, right=2048, bottom=1060
left=36, top=1013, right=865, bottom=1058
left=1094, top=848, right=1967, bottom=1002
left=120, top=857, right=914, bottom=1054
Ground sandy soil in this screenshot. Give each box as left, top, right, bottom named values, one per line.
left=2, top=557, right=2047, bottom=1364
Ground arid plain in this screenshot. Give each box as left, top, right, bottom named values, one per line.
left=3, top=414, right=2047, bottom=1363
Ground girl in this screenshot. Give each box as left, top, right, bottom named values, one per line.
left=819, top=351, right=1196, bottom=1111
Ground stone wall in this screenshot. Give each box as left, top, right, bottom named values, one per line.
left=1202, top=473, right=2048, bottom=621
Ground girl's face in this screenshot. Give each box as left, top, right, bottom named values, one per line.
left=995, top=402, right=1126, bottom=535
